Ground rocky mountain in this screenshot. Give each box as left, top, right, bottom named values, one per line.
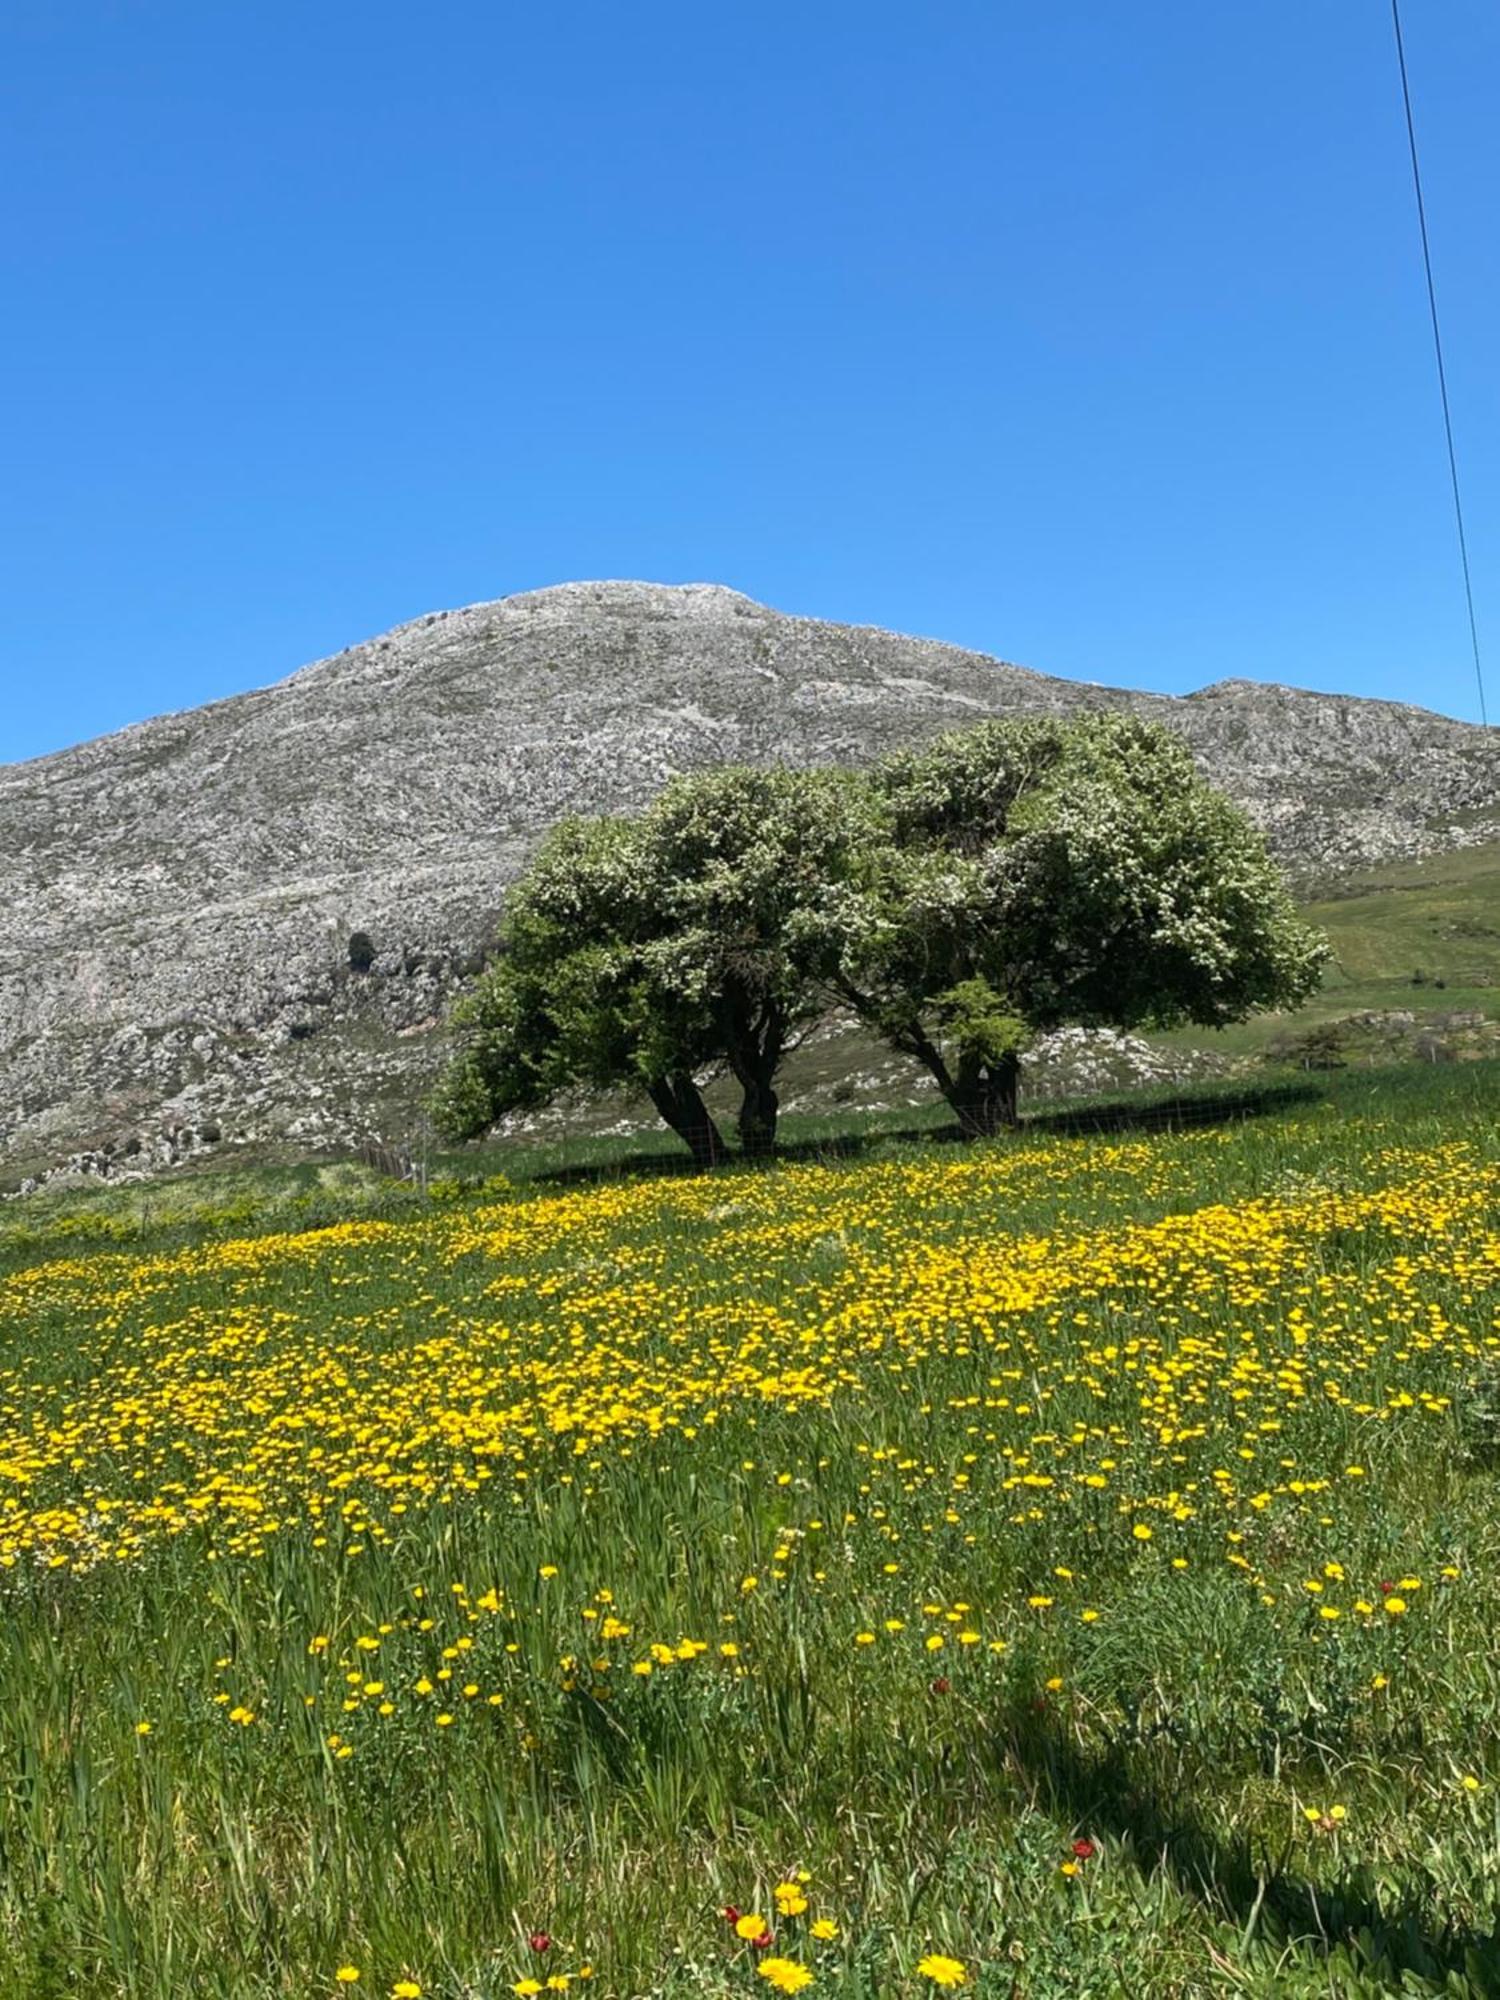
left=4, top=579, right=1499, bottom=1183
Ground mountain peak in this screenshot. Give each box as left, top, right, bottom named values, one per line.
left=496, top=579, right=771, bottom=616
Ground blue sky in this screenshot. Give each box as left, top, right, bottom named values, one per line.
left=4, top=1, right=1497, bottom=761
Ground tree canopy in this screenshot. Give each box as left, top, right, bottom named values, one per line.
left=435, top=716, right=1327, bottom=1159
left=826, top=714, right=1328, bottom=1135
left=432, top=765, right=877, bottom=1160
left=428, top=812, right=733, bottom=1162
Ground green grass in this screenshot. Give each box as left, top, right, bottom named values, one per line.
left=1308, top=840, right=1500, bottom=986
left=1142, top=842, right=1500, bottom=1070
left=2, top=1062, right=1500, bottom=1996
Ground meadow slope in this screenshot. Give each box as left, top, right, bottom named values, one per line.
left=3, top=1065, right=1500, bottom=1997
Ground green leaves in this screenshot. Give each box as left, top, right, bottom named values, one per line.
left=935, top=979, right=1032, bottom=1067
left=832, top=715, right=1328, bottom=1129
left=433, top=768, right=878, bottom=1157
left=436, top=713, right=1328, bottom=1155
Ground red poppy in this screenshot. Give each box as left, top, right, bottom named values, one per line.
left=722, top=1906, right=741, bottom=1925
left=1378, top=1581, right=1394, bottom=1594
left=528, top=1933, right=552, bottom=1954
left=1072, top=1838, right=1097, bottom=1860
left=753, top=1932, right=773, bottom=1951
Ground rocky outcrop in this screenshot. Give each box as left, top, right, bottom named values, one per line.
left=3, top=580, right=1498, bottom=1177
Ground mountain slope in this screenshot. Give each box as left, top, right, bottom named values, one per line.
left=4, top=580, right=1498, bottom=1177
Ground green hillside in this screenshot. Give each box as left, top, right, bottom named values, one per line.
left=1311, top=839, right=1500, bottom=990
left=2, top=1061, right=1499, bottom=1995
left=1147, top=841, right=1500, bottom=1069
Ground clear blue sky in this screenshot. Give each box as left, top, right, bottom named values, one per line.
left=4, top=1, right=1497, bottom=761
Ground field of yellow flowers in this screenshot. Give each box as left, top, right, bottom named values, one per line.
left=3, top=1066, right=1500, bottom=1997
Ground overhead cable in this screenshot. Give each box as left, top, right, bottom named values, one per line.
left=1390, top=0, right=1488, bottom=725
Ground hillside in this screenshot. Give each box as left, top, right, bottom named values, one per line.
left=4, top=580, right=1499, bottom=1181
left=6, top=1061, right=1500, bottom=1993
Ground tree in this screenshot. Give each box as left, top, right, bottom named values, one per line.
left=825, top=715, right=1327, bottom=1136
left=434, top=765, right=876, bottom=1162
left=439, top=716, right=1325, bottom=1157
left=628, top=764, right=877, bottom=1155
left=431, top=814, right=731, bottom=1167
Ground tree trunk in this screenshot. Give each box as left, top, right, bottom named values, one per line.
left=948, top=1049, right=1020, bottom=1139
left=724, top=992, right=786, bottom=1159
left=830, top=982, right=1022, bottom=1141
left=736, top=1076, right=780, bottom=1159
left=646, top=1073, right=728, bottom=1169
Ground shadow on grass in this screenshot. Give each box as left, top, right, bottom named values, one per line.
left=1025, top=1078, right=1323, bottom=1139
left=1002, top=1697, right=1500, bottom=1994
left=528, top=1079, right=1324, bottom=1189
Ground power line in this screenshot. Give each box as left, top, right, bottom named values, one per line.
left=1390, top=0, right=1487, bottom=725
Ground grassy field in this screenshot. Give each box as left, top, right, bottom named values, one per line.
left=4, top=1062, right=1500, bottom=1996
left=1148, top=840, right=1500, bottom=1067
left=1309, top=840, right=1500, bottom=990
